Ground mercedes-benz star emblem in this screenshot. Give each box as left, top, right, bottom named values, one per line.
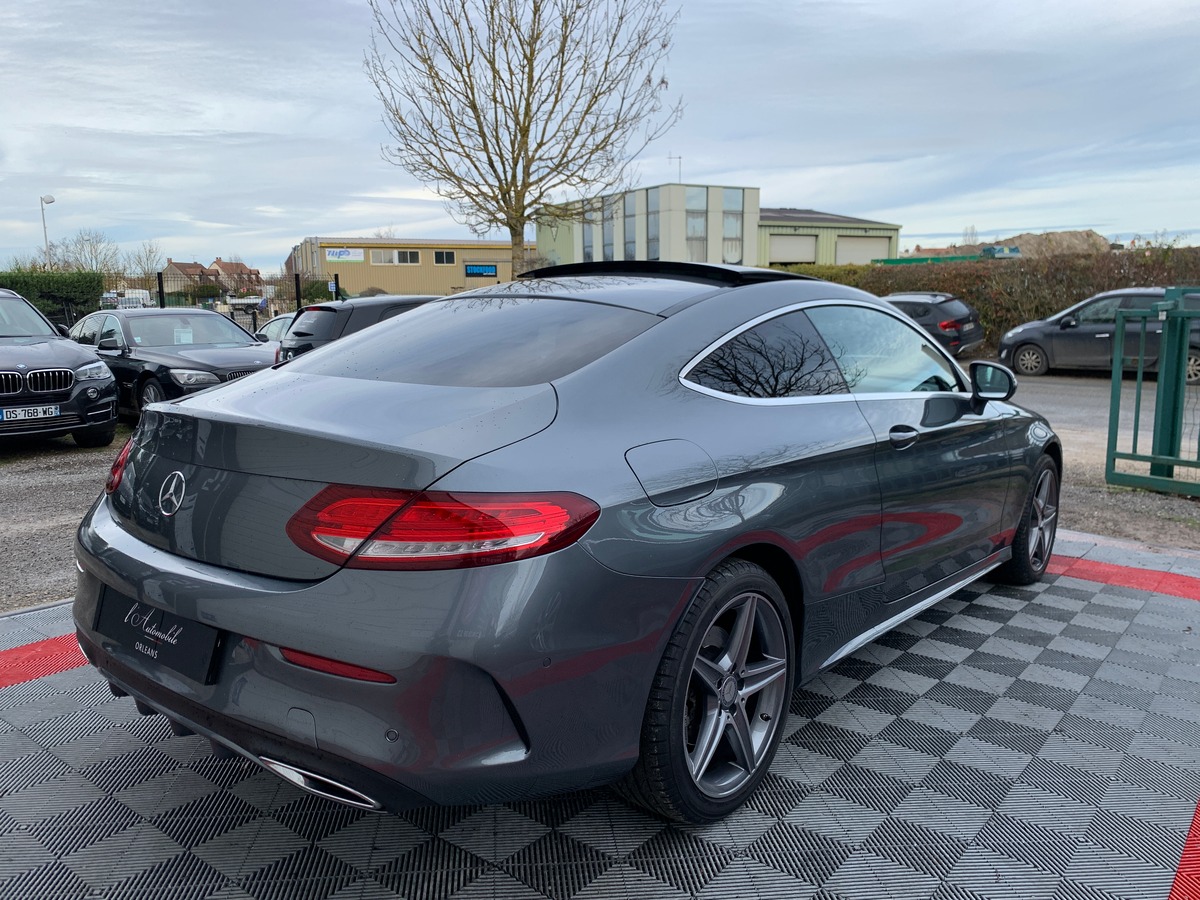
left=158, top=471, right=187, bottom=517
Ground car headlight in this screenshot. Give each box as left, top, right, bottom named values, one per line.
left=74, top=361, right=111, bottom=381
left=169, top=369, right=221, bottom=387
left=1002, top=327, right=1023, bottom=341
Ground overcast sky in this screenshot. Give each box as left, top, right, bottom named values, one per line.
left=3, top=0, right=1198, bottom=272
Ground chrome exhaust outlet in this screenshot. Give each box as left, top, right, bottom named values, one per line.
left=258, top=757, right=383, bottom=811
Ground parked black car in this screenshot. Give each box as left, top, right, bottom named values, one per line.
left=74, top=261, right=1060, bottom=825
left=278, top=295, right=439, bottom=361
left=998, top=287, right=1200, bottom=383
left=69, top=308, right=275, bottom=415
left=0, top=288, right=118, bottom=447
left=884, top=292, right=984, bottom=356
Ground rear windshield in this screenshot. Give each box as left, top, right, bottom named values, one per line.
left=935, top=298, right=972, bottom=318
left=288, top=308, right=341, bottom=341
left=285, top=296, right=658, bottom=387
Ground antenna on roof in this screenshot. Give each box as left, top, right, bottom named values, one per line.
left=668, top=153, right=682, bottom=183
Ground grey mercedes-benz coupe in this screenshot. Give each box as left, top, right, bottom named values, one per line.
left=73, top=261, right=1060, bottom=824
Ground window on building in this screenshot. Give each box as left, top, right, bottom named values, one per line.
left=602, top=199, right=615, bottom=262
left=686, top=186, right=708, bottom=263
left=646, top=188, right=660, bottom=261
left=722, top=188, right=743, bottom=265
left=623, top=193, right=637, bottom=260
left=434, top=250, right=456, bottom=265
left=581, top=201, right=595, bottom=263
left=370, top=249, right=420, bottom=265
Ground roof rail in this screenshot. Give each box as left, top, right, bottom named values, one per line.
left=519, top=260, right=820, bottom=286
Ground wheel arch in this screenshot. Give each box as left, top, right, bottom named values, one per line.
left=725, top=542, right=805, bottom=683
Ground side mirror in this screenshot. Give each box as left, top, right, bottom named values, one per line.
left=1059, top=316, right=1078, bottom=330
left=970, top=360, right=1016, bottom=411
left=254, top=333, right=269, bottom=342
left=56, top=324, right=70, bottom=337
left=97, top=337, right=120, bottom=351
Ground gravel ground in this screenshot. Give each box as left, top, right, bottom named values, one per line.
left=2, top=418, right=1199, bottom=617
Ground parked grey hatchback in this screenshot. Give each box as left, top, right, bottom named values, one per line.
left=73, top=262, right=1061, bottom=824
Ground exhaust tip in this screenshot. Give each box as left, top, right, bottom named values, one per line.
left=258, top=756, right=382, bottom=811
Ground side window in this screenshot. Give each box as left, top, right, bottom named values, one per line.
left=1075, top=295, right=1124, bottom=324
left=379, top=304, right=419, bottom=322
left=98, top=315, right=124, bottom=346
left=806, top=304, right=963, bottom=394
left=71, top=316, right=101, bottom=346
left=684, top=310, right=848, bottom=399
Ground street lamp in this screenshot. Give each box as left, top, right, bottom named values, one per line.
left=39, top=194, right=55, bottom=269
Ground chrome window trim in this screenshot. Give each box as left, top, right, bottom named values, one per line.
left=679, top=298, right=968, bottom=405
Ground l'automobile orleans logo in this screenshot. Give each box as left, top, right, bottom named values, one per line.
left=158, top=471, right=187, bottom=517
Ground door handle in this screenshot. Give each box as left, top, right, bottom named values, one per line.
left=889, top=426, right=920, bottom=450
left=1096, top=333, right=1110, bottom=339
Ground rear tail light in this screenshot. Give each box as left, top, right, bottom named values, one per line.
left=106, top=437, right=134, bottom=494
left=938, top=320, right=960, bottom=333
left=286, top=484, right=600, bottom=570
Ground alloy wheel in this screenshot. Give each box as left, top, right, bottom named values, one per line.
left=1027, top=467, right=1058, bottom=571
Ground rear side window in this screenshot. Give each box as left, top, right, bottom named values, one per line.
left=286, top=296, right=658, bottom=387
left=683, top=310, right=848, bottom=399
left=289, top=308, right=341, bottom=341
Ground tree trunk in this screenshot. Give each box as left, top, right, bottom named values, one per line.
left=509, top=227, right=526, bottom=278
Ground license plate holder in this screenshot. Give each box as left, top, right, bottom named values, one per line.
left=94, top=588, right=222, bottom=684
left=1, top=405, right=59, bottom=421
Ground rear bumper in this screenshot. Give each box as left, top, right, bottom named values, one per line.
left=73, top=498, right=694, bottom=809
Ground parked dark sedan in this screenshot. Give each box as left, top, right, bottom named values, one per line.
left=998, top=286, right=1200, bottom=383
left=73, top=262, right=1061, bottom=825
left=884, top=292, right=984, bottom=356
left=278, top=294, right=439, bottom=361
left=69, top=308, right=275, bottom=415
left=0, top=287, right=118, bottom=446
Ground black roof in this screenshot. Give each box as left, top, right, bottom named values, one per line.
left=521, top=260, right=817, bottom=287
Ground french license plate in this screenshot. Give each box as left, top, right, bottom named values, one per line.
left=1, top=405, right=59, bottom=421
left=94, top=588, right=221, bottom=684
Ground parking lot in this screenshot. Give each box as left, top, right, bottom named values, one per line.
left=2, top=531, right=1198, bottom=899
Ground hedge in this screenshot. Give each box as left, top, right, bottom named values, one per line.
left=781, top=246, right=1200, bottom=350
left=0, top=271, right=106, bottom=324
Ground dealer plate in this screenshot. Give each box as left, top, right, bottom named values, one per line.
left=1, top=405, right=59, bottom=421
left=94, top=587, right=221, bottom=684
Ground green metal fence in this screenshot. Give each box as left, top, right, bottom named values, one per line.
left=1106, top=286, right=1200, bottom=496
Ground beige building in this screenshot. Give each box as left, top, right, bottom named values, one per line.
left=537, top=184, right=761, bottom=267
left=284, top=237, right=531, bottom=296
left=758, top=209, right=900, bottom=266
left=536, top=185, right=903, bottom=269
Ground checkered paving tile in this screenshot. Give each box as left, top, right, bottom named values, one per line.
left=0, top=564, right=1197, bottom=899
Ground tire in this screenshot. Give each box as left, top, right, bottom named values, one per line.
left=139, top=379, right=165, bottom=411
left=617, top=559, right=794, bottom=824
left=994, top=455, right=1059, bottom=585
left=1013, top=343, right=1048, bottom=376
left=72, top=426, right=116, bottom=448
left=1187, top=348, right=1200, bottom=386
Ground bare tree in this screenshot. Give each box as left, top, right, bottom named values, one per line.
left=124, top=240, right=165, bottom=280
left=962, top=225, right=979, bottom=246
left=57, top=229, right=122, bottom=273
left=365, top=0, right=682, bottom=273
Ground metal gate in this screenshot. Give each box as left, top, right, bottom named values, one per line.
left=1106, top=285, right=1200, bottom=496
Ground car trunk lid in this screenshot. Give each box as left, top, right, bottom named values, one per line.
left=106, top=368, right=558, bottom=579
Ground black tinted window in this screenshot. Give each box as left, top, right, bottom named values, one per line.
left=286, top=296, right=657, bottom=387
left=684, top=310, right=848, bottom=399
left=289, top=308, right=342, bottom=341
left=934, top=298, right=971, bottom=318
left=806, top=305, right=962, bottom=393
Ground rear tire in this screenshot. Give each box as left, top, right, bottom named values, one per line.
left=1013, top=343, right=1048, bottom=376
left=616, top=559, right=794, bottom=824
left=994, top=455, right=1059, bottom=585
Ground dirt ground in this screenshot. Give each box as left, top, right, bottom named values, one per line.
left=2, top=420, right=1199, bottom=616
